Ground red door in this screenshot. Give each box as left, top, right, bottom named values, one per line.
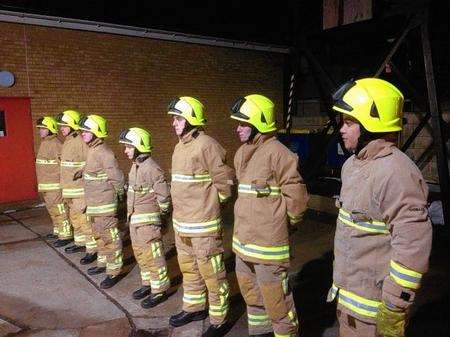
left=0, top=97, right=37, bottom=203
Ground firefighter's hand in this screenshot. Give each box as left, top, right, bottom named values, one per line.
left=73, top=170, right=83, bottom=180
left=376, top=301, right=406, bottom=337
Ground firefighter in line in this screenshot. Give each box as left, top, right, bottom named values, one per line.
left=329, top=78, right=432, bottom=337
left=167, top=97, right=235, bottom=337
left=35, top=116, right=72, bottom=241
left=57, top=110, right=97, bottom=266
left=79, top=114, right=125, bottom=289
left=230, top=94, right=309, bottom=337
left=119, top=127, right=171, bottom=307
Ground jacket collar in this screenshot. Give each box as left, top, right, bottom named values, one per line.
left=179, top=128, right=202, bottom=144
left=356, top=138, right=395, bottom=161
left=88, top=137, right=103, bottom=148
left=135, top=154, right=150, bottom=165
left=249, top=132, right=276, bottom=147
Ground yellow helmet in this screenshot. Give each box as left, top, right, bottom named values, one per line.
left=230, top=94, right=277, bottom=133
left=167, top=96, right=206, bottom=126
left=56, top=110, right=82, bottom=130
left=36, top=116, right=58, bottom=134
left=79, top=114, right=108, bottom=138
left=332, top=78, right=404, bottom=132
left=119, top=127, right=152, bottom=153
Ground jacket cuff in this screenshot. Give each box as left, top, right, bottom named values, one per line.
left=382, top=276, right=415, bottom=311
left=288, top=211, right=303, bottom=225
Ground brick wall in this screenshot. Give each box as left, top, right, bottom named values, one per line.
left=0, top=21, right=284, bottom=174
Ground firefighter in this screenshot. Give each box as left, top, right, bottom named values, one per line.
left=79, top=114, right=125, bottom=289
left=35, top=116, right=71, bottom=241
left=230, top=94, right=309, bottom=337
left=119, top=127, right=171, bottom=307
left=57, top=110, right=97, bottom=263
left=329, top=78, right=432, bottom=337
left=167, top=97, right=235, bottom=337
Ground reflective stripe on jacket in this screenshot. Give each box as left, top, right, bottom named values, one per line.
left=333, top=139, right=432, bottom=322
left=233, top=133, right=309, bottom=265
left=84, top=138, right=124, bottom=216
left=36, top=135, right=62, bottom=192
left=60, top=131, right=88, bottom=198
left=171, top=128, right=235, bottom=237
left=127, top=155, right=171, bottom=225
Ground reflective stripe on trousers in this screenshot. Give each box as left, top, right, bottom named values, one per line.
left=331, top=284, right=381, bottom=318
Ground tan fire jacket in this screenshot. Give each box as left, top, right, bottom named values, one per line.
left=36, top=134, right=62, bottom=192
left=60, top=131, right=88, bottom=198
left=232, top=133, right=309, bottom=266
left=83, top=138, right=125, bottom=217
left=331, top=139, right=432, bottom=323
left=171, top=128, right=235, bottom=237
left=127, top=154, right=171, bottom=225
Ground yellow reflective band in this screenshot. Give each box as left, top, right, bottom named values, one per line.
left=141, top=270, right=152, bottom=281
left=390, top=260, right=422, bottom=289
left=218, top=192, right=228, bottom=202
left=98, top=255, right=107, bottom=263
left=38, top=183, right=61, bottom=191
left=56, top=203, right=66, bottom=214
left=248, top=313, right=270, bottom=326
left=238, top=183, right=281, bottom=196
left=158, top=201, right=170, bottom=211
left=338, top=209, right=389, bottom=234
left=183, top=292, right=206, bottom=305
left=151, top=241, right=163, bottom=258
left=151, top=267, right=169, bottom=289
left=211, top=254, right=223, bottom=274
left=109, top=227, right=120, bottom=242
left=85, top=239, right=97, bottom=249
left=108, top=253, right=123, bottom=270
left=84, top=172, right=108, bottom=181
left=60, top=160, right=85, bottom=167
left=275, top=334, right=294, bottom=337
left=172, top=173, right=212, bottom=183
left=209, top=303, right=229, bottom=316
left=173, top=218, right=221, bottom=234
left=130, top=212, right=161, bottom=225
left=86, top=203, right=117, bottom=215
left=282, top=271, right=289, bottom=295
left=128, top=186, right=154, bottom=195
left=36, top=158, right=58, bottom=165
left=62, top=188, right=85, bottom=197
left=333, top=284, right=381, bottom=318
left=288, top=310, right=299, bottom=327
left=53, top=227, right=59, bottom=235
left=233, top=237, right=290, bottom=261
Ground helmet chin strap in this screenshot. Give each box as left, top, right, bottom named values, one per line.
left=248, top=126, right=259, bottom=142
left=356, top=125, right=385, bottom=154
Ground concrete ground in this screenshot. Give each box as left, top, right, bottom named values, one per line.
left=1, top=199, right=449, bottom=337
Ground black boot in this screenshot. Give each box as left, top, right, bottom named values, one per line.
left=53, top=239, right=73, bottom=247
left=169, top=310, right=208, bottom=327
left=250, top=333, right=275, bottom=337
left=100, top=275, right=122, bottom=289
left=132, top=285, right=151, bottom=300
left=45, top=233, right=58, bottom=239
left=65, top=245, right=86, bottom=254
left=80, top=253, right=97, bottom=265
left=202, top=322, right=230, bottom=337
left=141, top=292, right=167, bottom=308
left=87, top=266, right=106, bottom=275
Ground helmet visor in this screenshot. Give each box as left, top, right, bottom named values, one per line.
left=332, top=80, right=357, bottom=112
left=230, top=97, right=250, bottom=120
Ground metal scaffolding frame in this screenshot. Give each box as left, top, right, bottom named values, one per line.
left=284, top=5, right=449, bottom=224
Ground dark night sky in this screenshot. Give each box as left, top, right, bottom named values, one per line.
left=0, top=0, right=322, bottom=45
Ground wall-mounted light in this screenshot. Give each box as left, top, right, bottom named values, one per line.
left=0, top=71, right=15, bottom=88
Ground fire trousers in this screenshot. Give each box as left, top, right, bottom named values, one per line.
left=42, top=191, right=72, bottom=239
left=65, top=198, right=97, bottom=253
left=130, top=222, right=170, bottom=294
left=337, top=307, right=376, bottom=337
left=175, top=232, right=230, bottom=325
left=235, top=255, right=299, bottom=337
left=91, top=215, right=123, bottom=277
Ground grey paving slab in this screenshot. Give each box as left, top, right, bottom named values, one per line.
left=0, top=240, right=126, bottom=331
left=0, top=223, right=37, bottom=244
left=9, top=208, right=55, bottom=237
